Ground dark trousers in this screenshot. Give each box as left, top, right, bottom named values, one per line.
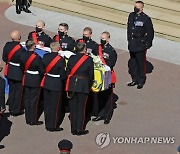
left=98, top=87, right=114, bottom=120
left=7, top=79, right=23, bottom=114
left=129, top=51, right=147, bottom=85
left=24, top=86, right=42, bottom=124
left=0, top=77, right=5, bottom=110
left=69, top=92, right=88, bottom=133
left=44, top=89, right=64, bottom=129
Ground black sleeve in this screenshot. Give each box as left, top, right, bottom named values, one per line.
left=88, top=57, right=94, bottom=87
left=109, top=48, right=117, bottom=70
left=37, top=57, right=45, bottom=76
left=145, top=17, right=154, bottom=49
left=59, top=58, right=66, bottom=80
left=19, top=53, right=25, bottom=71
left=28, top=32, right=32, bottom=40
left=46, top=36, right=53, bottom=47
left=2, top=43, right=8, bottom=63
left=92, top=43, right=99, bottom=56
left=127, top=12, right=134, bottom=41
left=68, top=38, right=76, bottom=52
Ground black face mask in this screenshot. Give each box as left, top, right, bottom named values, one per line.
left=35, top=27, right=42, bottom=33
left=101, top=39, right=106, bottom=46
left=58, top=31, right=64, bottom=37
left=134, top=7, right=140, bottom=13
left=83, top=35, right=90, bottom=42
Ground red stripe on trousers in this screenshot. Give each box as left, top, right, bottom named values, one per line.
left=54, top=92, right=61, bottom=128
left=81, top=95, right=88, bottom=131
left=34, top=88, right=42, bottom=123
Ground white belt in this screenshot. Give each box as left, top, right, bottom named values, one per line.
left=26, top=70, right=39, bottom=75
left=9, top=62, right=20, bottom=66
left=47, top=73, right=61, bottom=78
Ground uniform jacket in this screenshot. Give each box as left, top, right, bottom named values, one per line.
left=127, top=12, right=154, bottom=52
left=53, top=34, right=76, bottom=52
left=20, top=51, right=44, bottom=87
left=28, top=31, right=52, bottom=47
left=76, top=39, right=99, bottom=55
left=2, top=41, right=25, bottom=81
left=101, top=43, right=117, bottom=70
left=66, top=53, right=94, bottom=94
left=42, top=52, right=66, bottom=91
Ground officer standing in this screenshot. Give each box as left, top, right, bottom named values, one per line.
left=53, top=23, right=76, bottom=52
left=66, top=42, right=94, bottom=135
left=92, top=32, right=117, bottom=124
left=2, top=30, right=25, bottom=116
left=41, top=42, right=66, bottom=132
left=28, top=20, right=52, bottom=47
left=127, top=1, right=154, bottom=89
left=20, top=40, right=44, bottom=125
left=76, top=27, right=98, bottom=55
left=15, top=0, right=31, bottom=14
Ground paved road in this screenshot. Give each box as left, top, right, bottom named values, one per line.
left=0, top=2, right=180, bottom=154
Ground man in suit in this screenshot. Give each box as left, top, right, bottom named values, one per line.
left=127, top=1, right=154, bottom=89
left=41, top=42, right=66, bottom=132
left=92, top=31, right=117, bottom=124
left=2, top=30, right=25, bottom=116
left=53, top=23, right=75, bottom=52
left=15, top=0, right=31, bottom=14
left=66, top=42, right=94, bottom=135
left=28, top=20, right=52, bottom=47
left=20, top=39, right=44, bottom=125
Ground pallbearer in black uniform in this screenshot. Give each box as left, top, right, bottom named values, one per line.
left=92, top=32, right=117, bottom=124
left=76, top=27, right=98, bottom=55
left=20, top=40, right=44, bottom=125
left=2, top=30, right=25, bottom=116
left=127, top=1, right=154, bottom=89
left=76, top=27, right=99, bottom=118
left=66, top=42, right=94, bottom=136
left=41, top=42, right=66, bottom=132
left=28, top=20, right=52, bottom=47
left=53, top=23, right=75, bottom=52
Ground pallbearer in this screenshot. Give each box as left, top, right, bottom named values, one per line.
left=92, top=31, right=117, bottom=124
left=2, top=30, right=25, bottom=116
left=28, top=20, right=52, bottom=47
left=20, top=40, right=44, bottom=125
left=41, top=42, right=66, bottom=132
left=66, top=42, right=94, bottom=136
left=53, top=23, right=75, bottom=52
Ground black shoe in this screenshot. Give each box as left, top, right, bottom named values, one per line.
left=92, top=117, right=104, bottom=122
left=46, top=128, right=63, bottom=132
left=24, top=8, right=31, bottom=13
left=11, top=111, right=24, bottom=117
left=29, top=121, right=43, bottom=126
left=137, top=84, right=143, bottom=89
left=0, top=145, right=4, bottom=149
left=104, top=119, right=110, bottom=124
left=127, top=81, right=137, bottom=87
left=71, top=131, right=77, bottom=135
left=76, top=130, right=89, bottom=136
left=26, top=121, right=30, bottom=125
